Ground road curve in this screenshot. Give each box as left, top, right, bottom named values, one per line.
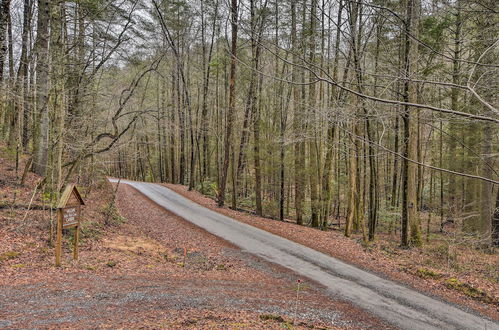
left=110, top=179, right=498, bottom=330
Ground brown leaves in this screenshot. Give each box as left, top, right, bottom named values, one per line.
left=166, top=183, right=499, bottom=321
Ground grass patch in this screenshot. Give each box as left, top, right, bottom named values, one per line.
left=483, top=264, right=498, bottom=284
left=0, top=145, right=18, bottom=161
left=380, top=244, right=398, bottom=256
left=0, top=251, right=20, bottom=262
left=106, top=260, right=117, bottom=267
left=259, top=314, right=285, bottom=323
left=359, top=239, right=374, bottom=252
left=103, top=202, right=127, bottom=225
left=445, top=278, right=495, bottom=303
left=78, top=221, right=103, bottom=242
left=11, top=263, right=26, bottom=268
left=416, top=267, right=444, bottom=279
left=181, top=319, right=197, bottom=326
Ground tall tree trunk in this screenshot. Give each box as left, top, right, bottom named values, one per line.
left=169, top=73, right=176, bottom=183
left=20, top=0, right=32, bottom=151
left=52, top=0, right=65, bottom=192
left=391, top=115, right=400, bottom=207
left=345, top=0, right=362, bottom=238
left=8, top=0, right=26, bottom=149
left=291, top=0, right=305, bottom=225
left=320, top=0, right=343, bottom=229
left=248, top=0, right=267, bottom=216
left=0, top=0, right=10, bottom=138
left=0, top=0, right=10, bottom=82
left=238, top=0, right=267, bottom=203
left=492, top=189, right=499, bottom=246
left=447, top=0, right=461, bottom=213
left=200, top=0, right=218, bottom=181
left=217, top=0, right=238, bottom=206
left=401, top=0, right=421, bottom=247
left=476, top=0, right=496, bottom=243
left=345, top=131, right=358, bottom=237
left=32, top=0, right=50, bottom=176
left=253, top=72, right=263, bottom=216
left=176, top=68, right=186, bottom=184
left=479, top=122, right=493, bottom=239
left=308, top=0, right=320, bottom=228
left=156, top=78, right=164, bottom=182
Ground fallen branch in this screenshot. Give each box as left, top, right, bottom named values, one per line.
left=19, top=180, right=44, bottom=232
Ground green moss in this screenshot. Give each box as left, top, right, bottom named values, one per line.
left=216, top=264, right=226, bottom=270
left=445, top=278, right=495, bottom=303
left=182, top=319, right=197, bottom=325
left=196, top=180, right=218, bottom=198
left=11, top=263, right=25, bottom=268
left=106, top=260, right=117, bottom=267
left=416, top=268, right=443, bottom=279
left=410, top=230, right=423, bottom=247
left=483, top=264, right=498, bottom=284
left=0, top=251, right=20, bottom=262
left=259, top=314, right=285, bottom=323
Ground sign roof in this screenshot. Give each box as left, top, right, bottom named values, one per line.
left=57, top=184, right=85, bottom=208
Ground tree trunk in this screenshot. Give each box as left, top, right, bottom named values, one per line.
left=217, top=0, right=238, bottom=206
left=0, top=0, right=10, bottom=82
left=401, top=0, right=421, bottom=247
left=308, top=0, right=320, bottom=228
left=447, top=0, right=461, bottom=213
left=345, top=132, right=357, bottom=237
left=320, top=0, right=342, bottom=229
left=51, top=0, right=65, bottom=192
left=253, top=75, right=263, bottom=216
left=20, top=0, right=32, bottom=151
left=200, top=0, right=218, bottom=181
left=32, top=0, right=50, bottom=176
left=492, top=189, right=499, bottom=246
left=291, top=1, right=305, bottom=225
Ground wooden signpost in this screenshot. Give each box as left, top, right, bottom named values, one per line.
left=55, top=184, right=85, bottom=267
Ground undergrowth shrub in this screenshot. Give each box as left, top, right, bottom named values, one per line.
left=103, top=202, right=126, bottom=225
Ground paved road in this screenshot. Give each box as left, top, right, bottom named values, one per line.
left=110, top=179, right=498, bottom=330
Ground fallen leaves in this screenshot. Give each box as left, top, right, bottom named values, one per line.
left=165, top=183, right=499, bottom=321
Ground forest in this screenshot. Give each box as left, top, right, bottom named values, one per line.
left=0, top=0, right=498, bottom=248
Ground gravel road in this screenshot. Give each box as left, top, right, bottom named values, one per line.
left=110, top=179, right=498, bottom=330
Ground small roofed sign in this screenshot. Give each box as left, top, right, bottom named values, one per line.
left=55, top=184, right=85, bottom=266
left=62, top=207, right=78, bottom=227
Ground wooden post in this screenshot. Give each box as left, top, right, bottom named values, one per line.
left=73, top=225, right=79, bottom=260
left=73, top=204, right=80, bottom=260
left=55, top=209, right=63, bottom=267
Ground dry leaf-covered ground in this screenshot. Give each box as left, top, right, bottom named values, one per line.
left=1, top=142, right=496, bottom=328
left=0, top=149, right=391, bottom=328
left=164, top=183, right=499, bottom=321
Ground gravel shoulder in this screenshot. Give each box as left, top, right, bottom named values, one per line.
left=162, top=183, right=499, bottom=322
left=1, top=180, right=390, bottom=329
